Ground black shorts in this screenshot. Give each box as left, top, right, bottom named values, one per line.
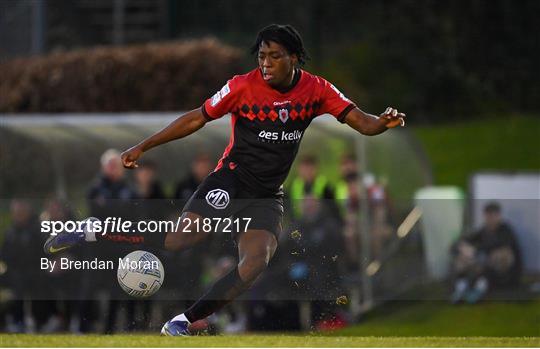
left=182, top=167, right=284, bottom=240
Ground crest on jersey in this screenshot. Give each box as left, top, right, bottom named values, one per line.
left=205, top=189, right=230, bottom=209
left=279, top=108, right=289, bottom=123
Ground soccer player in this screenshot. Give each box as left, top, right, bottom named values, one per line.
left=45, top=24, right=405, bottom=336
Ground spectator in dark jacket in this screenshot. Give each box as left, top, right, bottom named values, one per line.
left=174, top=153, right=213, bottom=208
left=82, top=149, right=139, bottom=333
left=451, top=202, right=522, bottom=303
left=134, top=159, right=167, bottom=220
left=1, top=199, right=42, bottom=332
left=278, top=195, right=347, bottom=328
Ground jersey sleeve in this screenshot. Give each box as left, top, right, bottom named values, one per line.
left=318, top=78, right=356, bottom=123
left=201, top=76, right=242, bottom=121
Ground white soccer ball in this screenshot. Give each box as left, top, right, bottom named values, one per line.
left=117, top=250, right=164, bottom=298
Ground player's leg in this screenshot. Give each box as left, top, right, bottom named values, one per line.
left=161, top=198, right=283, bottom=336
left=161, top=229, right=277, bottom=336
left=43, top=211, right=210, bottom=254
left=98, top=211, right=211, bottom=251
left=185, top=229, right=277, bottom=320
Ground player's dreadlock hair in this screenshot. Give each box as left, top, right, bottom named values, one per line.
left=250, top=24, right=310, bottom=66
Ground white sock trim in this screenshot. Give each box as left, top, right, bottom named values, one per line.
left=171, top=313, right=191, bottom=325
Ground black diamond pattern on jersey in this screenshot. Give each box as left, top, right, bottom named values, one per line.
left=252, top=104, right=260, bottom=114
left=262, top=105, right=271, bottom=115
left=294, top=103, right=303, bottom=113
left=305, top=103, right=311, bottom=112
left=241, top=104, right=250, bottom=114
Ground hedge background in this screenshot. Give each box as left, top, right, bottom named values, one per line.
left=0, top=38, right=243, bottom=113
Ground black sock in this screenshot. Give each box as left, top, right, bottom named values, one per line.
left=97, top=230, right=167, bottom=249
left=184, top=267, right=248, bottom=323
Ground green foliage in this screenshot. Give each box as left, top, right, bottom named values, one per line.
left=303, top=1, right=539, bottom=122
left=413, top=115, right=540, bottom=188
left=2, top=1, right=537, bottom=121
left=0, top=39, right=242, bottom=112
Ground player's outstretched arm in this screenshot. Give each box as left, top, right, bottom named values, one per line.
left=343, top=107, right=405, bottom=136
left=121, top=108, right=208, bottom=168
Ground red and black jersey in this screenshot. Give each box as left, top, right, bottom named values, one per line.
left=202, top=68, right=355, bottom=195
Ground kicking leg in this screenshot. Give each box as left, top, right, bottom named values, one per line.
left=44, top=211, right=211, bottom=254
left=161, top=229, right=277, bottom=336
left=45, top=169, right=234, bottom=255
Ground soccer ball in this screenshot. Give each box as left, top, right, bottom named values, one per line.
left=117, top=250, right=164, bottom=298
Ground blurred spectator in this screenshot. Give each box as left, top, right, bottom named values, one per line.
left=288, top=155, right=339, bottom=222
left=130, top=159, right=167, bottom=331
left=336, top=154, right=394, bottom=266
left=174, top=153, right=213, bottom=207
left=38, top=198, right=80, bottom=332
left=339, top=153, right=358, bottom=178
left=134, top=159, right=167, bottom=220
left=334, top=153, right=359, bottom=215
left=335, top=154, right=362, bottom=269
left=361, top=173, right=396, bottom=263
left=340, top=172, right=362, bottom=269
left=364, top=173, right=392, bottom=213
left=284, top=195, right=347, bottom=327
left=84, top=149, right=138, bottom=333
left=370, top=204, right=394, bottom=260
left=0, top=199, right=42, bottom=333
left=450, top=202, right=522, bottom=304
left=88, top=149, right=138, bottom=220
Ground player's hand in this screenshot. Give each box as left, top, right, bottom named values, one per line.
left=121, top=145, right=143, bottom=169
left=380, top=107, right=406, bottom=128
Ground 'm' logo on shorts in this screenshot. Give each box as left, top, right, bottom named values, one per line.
left=205, top=189, right=230, bottom=209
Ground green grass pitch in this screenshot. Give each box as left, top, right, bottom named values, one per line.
left=1, top=334, right=539, bottom=347
left=1, top=300, right=538, bottom=347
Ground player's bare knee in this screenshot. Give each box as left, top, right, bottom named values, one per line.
left=238, top=254, right=270, bottom=283
left=238, top=256, right=268, bottom=283
left=236, top=230, right=277, bottom=282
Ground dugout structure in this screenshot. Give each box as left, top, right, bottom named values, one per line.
left=0, top=113, right=432, bottom=318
